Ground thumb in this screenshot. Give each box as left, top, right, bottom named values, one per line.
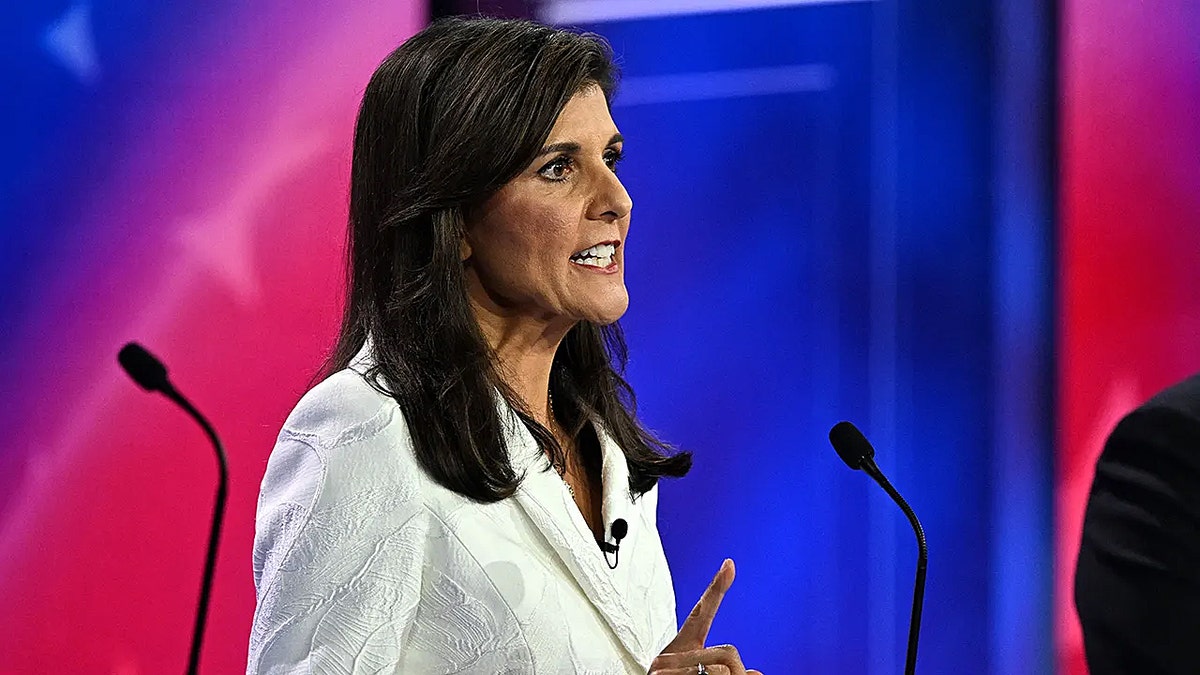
left=664, top=558, right=735, bottom=652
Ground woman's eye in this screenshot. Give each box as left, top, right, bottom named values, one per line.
left=604, top=149, right=623, bottom=172
left=538, top=156, right=573, bottom=181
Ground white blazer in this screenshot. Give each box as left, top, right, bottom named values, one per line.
left=247, top=355, right=679, bottom=674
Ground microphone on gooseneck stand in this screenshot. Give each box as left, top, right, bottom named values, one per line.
left=601, top=518, right=628, bottom=569
left=118, top=343, right=228, bottom=675
left=829, top=421, right=928, bottom=675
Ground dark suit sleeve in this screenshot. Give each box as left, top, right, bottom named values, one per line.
left=1075, top=379, right=1200, bottom=675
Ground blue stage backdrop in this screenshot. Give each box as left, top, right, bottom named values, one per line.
left=539, top=1, right=1054, bottom=673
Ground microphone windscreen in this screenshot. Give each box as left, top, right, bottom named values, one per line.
left=611, top=518, right=628, bottom=540
left=829, top=421, right=876, bottom=471
left=118, top=342, right=170, bottom=393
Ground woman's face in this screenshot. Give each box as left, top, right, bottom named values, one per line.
left=464, top=85, right=632, bottom=327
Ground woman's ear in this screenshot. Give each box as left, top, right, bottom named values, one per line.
left=457, top=205, right=475, bottom=262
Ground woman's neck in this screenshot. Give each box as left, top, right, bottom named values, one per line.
left=472, top=304, right=573, bottom=427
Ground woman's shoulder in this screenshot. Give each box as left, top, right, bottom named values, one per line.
left=260, top=367, right=424, bottom=525
left=267, top=367, right=427, bottom=494
left=278, top=366, right=409, bottom=458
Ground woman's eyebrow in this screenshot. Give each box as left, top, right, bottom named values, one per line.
left=538, top=141, right=581, bottom=157
left=536, top=133, right=624, bottom=157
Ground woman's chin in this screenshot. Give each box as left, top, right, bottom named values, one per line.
left=577, top=295, right=629, bottom=326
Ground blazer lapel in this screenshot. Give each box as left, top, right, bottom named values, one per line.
left=341, top=353, right=655, bottom=668
left=501, top=405, right=650, bottom=667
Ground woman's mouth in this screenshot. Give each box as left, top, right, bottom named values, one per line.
left=569, top=242, right=619, bottom=270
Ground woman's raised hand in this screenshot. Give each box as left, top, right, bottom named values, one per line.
left=649, top=559, right=762, bottom=675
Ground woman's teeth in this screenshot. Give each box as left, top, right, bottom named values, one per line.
left=573, top=255, right=613, bottom=268
left=570, top=243, right=616, bottom=268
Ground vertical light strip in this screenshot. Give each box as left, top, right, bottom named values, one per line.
left=812, top=76, right=844, bottom=664
left=543, top=0, right=878, bottom=25
left=991, top=0, right=1054, bottom=672
left=867, top=0, right=900, bottom=672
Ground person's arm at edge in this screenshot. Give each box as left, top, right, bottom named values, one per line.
left=1075, top=396, right=1200, bottom=674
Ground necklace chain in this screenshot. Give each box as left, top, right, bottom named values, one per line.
left=547, top=389, right=575, bottom=498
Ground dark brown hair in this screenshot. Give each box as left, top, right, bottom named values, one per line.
left=327, top=16, right=691, bottom=502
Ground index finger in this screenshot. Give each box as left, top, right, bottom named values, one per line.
left=665, top=558, right=735, bottom=651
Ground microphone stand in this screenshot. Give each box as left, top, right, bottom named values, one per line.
left=863, top=458, right=927, bottom=675
left=167, top=387, right=228, bottom=675
left=829, top=421, right=928, bottom=675
left=118, top=343, right=227, bottom=675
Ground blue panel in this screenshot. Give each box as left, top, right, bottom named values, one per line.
left=555, top=1, right=1053, bottom=672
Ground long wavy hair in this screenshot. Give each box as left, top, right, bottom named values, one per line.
left=325, top=17, right=691, bottom=502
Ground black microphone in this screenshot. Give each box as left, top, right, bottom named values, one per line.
left=601, top=518, right=628, bottom=569
left=118, top=342, right=228, bottom=675
left=829, top=421, right=927, bottom=675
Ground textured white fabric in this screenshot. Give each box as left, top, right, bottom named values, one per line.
left=247, top=359, right=678, bottom=674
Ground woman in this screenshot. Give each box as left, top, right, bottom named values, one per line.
left=248, top=17, right=759, bottom=675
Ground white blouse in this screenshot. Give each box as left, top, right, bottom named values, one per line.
left=246, top=357, right=679, bottom=674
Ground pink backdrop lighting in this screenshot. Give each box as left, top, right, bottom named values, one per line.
left=1057, top=0, right=1200, bottom=672
left=0, top=3, right=424, bottom=672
